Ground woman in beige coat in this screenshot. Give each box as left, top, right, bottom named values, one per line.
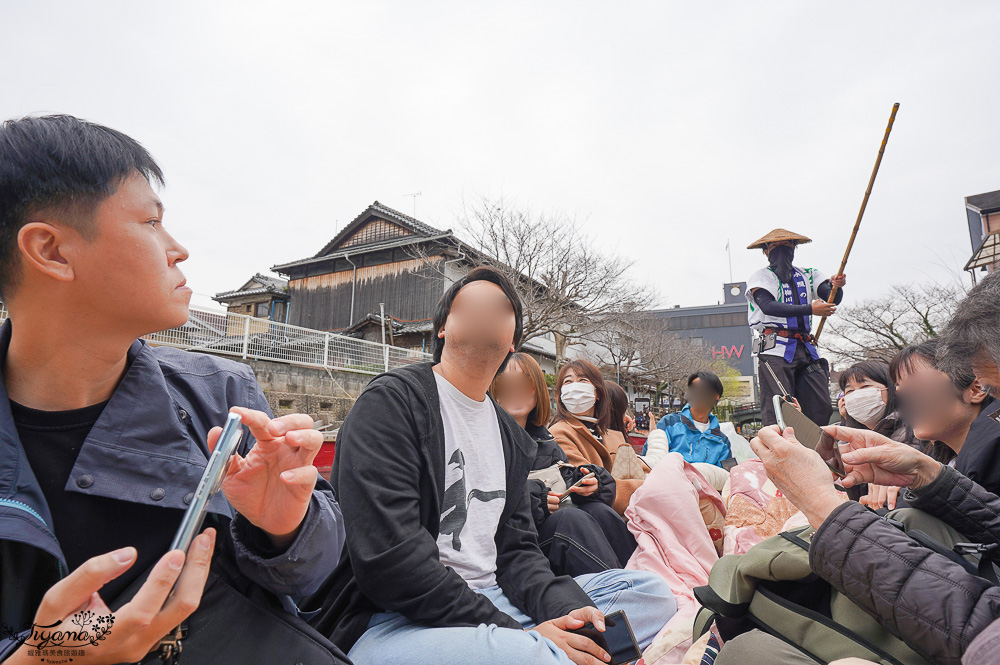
left=548, top=359, right=650, bottom=515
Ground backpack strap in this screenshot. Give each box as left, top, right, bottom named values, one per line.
left=693, top=585, right=750, bottom=618
left=951, top=542, right=1000, bottom=584
left=779, top=527, right=813, bottom=552
left=879, top=511, right=1000, bottom=584
left=750, top=586, right=921, bottom=665
left=694, top=526, right=935, bottom=665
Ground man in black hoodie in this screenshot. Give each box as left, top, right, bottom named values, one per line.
left=307, top=266, right=676, bottom=665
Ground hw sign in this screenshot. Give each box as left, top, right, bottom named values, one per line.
left=712, top=344, right=744, bottom=360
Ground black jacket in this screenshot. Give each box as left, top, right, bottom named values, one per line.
left=303, top=363, right=595, bottom=653
left=810, top=465, right=1000, bottom=665
left=954, top=397, right=1000, bottom=497
left=523, top=423, right=616, bottom=528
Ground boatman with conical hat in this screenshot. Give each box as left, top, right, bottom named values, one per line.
left=745, top=228, right=846, bottom=427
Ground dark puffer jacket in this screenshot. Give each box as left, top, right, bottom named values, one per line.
left=810, top=465, right=1000, bottom=665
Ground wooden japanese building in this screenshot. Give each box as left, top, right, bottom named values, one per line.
left=270, top=201, right=472, bottom=338
left=965, top=189, right=1000, bottom=276
left=213, top=273, right=290, bottom=320
left=212, top=273, right=290, bottom=337
left=339, top=310, right=436, bottom=354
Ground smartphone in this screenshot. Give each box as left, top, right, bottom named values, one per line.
left=773, top=396, right=846, bottom=478
left=568, top=610, right=641, bottom=665
left=169, top=412, right=244, bottom=553
left=558, top=472, right=597, bottom=500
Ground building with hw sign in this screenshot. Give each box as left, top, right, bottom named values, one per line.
left=646, top=282, right=755, bottom=403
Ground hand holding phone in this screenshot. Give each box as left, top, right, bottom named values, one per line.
left=568, top=610, right=641, bottom=665
left=558, top=472, right=597, bottom=505
left=170, top=412, right=243, bottom=553
left=773, top=396, right=845, bottom=478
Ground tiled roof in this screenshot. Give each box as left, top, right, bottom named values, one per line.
left=252, top=272, right=288, bottom=290
left=214, top=273, right=288, bottom=301
left=271, top=232, right=455, bottom=273
left=339, top=311, right=434, bottom=337
left=270, top=201, right=458, bottom=274
left=967, top=190, right=1000, bottom=213
left=313, top=201, right=444, bottom=258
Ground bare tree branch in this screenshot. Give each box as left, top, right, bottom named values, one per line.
left=409, top=193, right=659, bottom=366
left=824, top=282, right=965, bottom=365
left=587, top=313, right=709, bottom=406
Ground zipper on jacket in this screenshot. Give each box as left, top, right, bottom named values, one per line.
left=0, top=497, right=66, bottom=577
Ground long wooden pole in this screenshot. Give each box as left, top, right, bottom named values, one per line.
left=814, top=102, right=900, bottom=343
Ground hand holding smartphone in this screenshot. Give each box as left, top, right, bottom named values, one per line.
left=169, top=412, right=244, bottom=553
left=773, top=396, right=846, bottom=478
left=568, top=610, right=641, bottom=665
left=558, top=471, right=597, bottom=505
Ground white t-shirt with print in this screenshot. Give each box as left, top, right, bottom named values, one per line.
left=434, top=371, right=508, bottom=590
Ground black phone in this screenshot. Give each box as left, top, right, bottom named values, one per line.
left=568, top=610, right=641, bottom=665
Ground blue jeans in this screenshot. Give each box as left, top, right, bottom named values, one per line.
left=347, top=569, right=676, bottom=665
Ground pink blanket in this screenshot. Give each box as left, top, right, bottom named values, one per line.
left=625, top=453, right=725, bottom=664
left=724, top=459, right=800, bottom=556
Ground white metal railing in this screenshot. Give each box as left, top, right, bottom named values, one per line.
left=144, top=306, right=431, bottom=374
left=0, top=304, right=429, bottom=374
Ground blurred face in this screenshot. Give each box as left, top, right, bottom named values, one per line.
left=63, top=173, right=190, bottom=335
left=896, top=357, right=986, bottom=442
left=686, top=377, right=720, bottom=409
left=439, top=280, right=516, bottom=366
left=493, top=363, right=537, bottom=422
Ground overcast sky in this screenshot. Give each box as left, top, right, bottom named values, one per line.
left=2, top=1, right=998, bottom=312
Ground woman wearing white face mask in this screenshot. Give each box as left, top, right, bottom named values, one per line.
left=838, top=360, right=927, bottom=510
left=549, top=360, right=651, bottom=515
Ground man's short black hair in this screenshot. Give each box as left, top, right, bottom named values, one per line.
left=687, top=370, right=724, bottom=399
left=0, top=114, right=164, bottom=297
left=432, top=266, right=523, bottom=369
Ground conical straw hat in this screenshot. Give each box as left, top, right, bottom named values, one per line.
left=747, top=228, right=812, bottom=250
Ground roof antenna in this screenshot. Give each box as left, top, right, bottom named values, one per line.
left=404, top=191, right=422, bottom=217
